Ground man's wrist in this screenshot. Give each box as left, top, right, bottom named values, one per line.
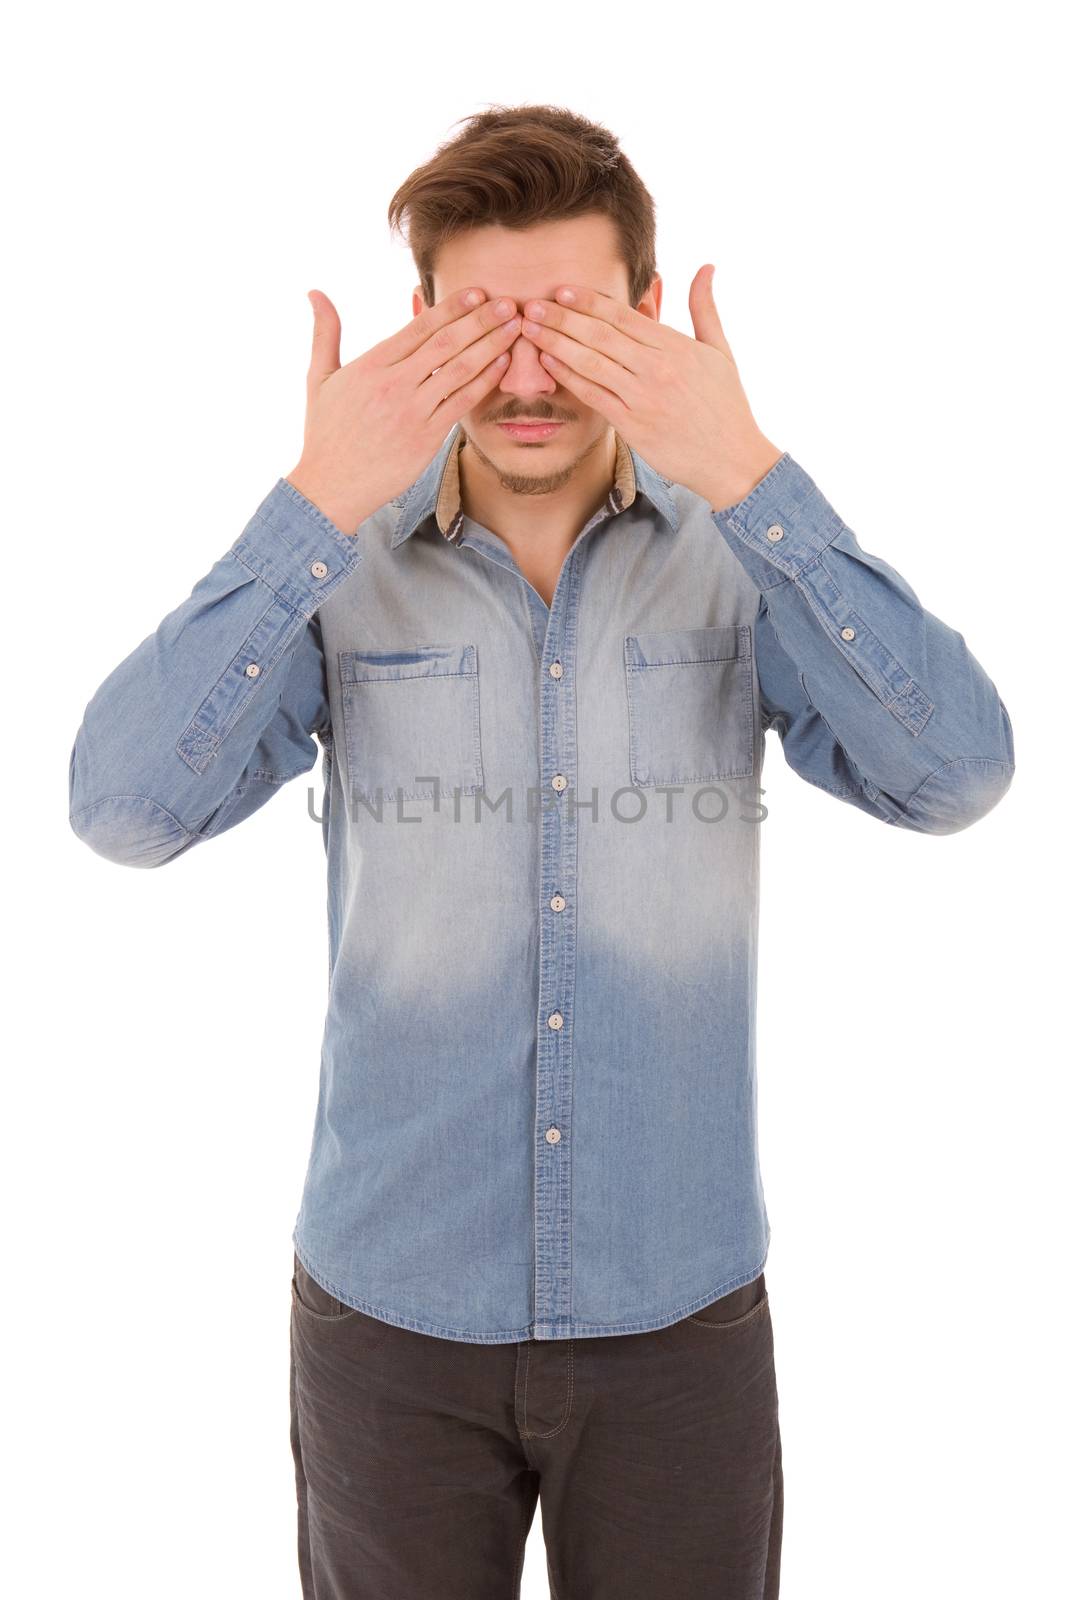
left=699, top=436, right=785, bottom=514
left=284, top=466, right=365, bottom=538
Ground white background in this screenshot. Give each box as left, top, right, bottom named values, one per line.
left=4, top=1, right=1062, bottom=1594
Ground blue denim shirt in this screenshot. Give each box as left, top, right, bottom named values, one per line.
left=68, top=426, right=1015, bottom=1342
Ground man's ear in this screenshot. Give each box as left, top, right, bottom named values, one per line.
left=636, top=273, right=663, bottom=322
left=412, top=285, right=425, bottom=319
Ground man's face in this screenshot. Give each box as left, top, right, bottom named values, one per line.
left=413, top=213, right=662, bottom=497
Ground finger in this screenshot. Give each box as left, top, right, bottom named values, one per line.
left=522, top=296, right=655, bottom=378
left=534, top=350, right=627, bottom=425
left=688, top=264, right=735, bottom=363
left=306, top=290, right=342, bottom=387
left=548, top=284, right=662, bottom=349
left=520, top=318, right=640, bottom=406
left=405, top=294, right=520, bottom=386
left=430, top=346, right=515, bottom=431
left=420, top=316, right=521, bottom=413
left=374, top=286, right=508, bottom=369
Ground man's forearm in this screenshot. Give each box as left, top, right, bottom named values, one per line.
left=68, top=477, right=361, bottom=866
left=711, top=452, right=1015, bottom=833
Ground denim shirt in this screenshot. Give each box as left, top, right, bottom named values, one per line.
left=68, top=425, right=1015, bottom=1342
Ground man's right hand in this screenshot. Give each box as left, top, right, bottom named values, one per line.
left=285, top=287, right=523, bottom=535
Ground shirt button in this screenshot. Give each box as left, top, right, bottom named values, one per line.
left=840, top=626, right=856, bottom=641
left=551, top=774, right=568, bottom=792
left=245, top=662, right=261, bottom=678
left=550, top=894, right=566, bottom=912
left=545, top=1127, right=562, bottom=1144
left=766, top=523, right=785, bottom=542
left=548, top=660, right=563, bottom=679
left=547, top=1011, right=564, bottom=1030
left=310, top=560, right=329, bottom=579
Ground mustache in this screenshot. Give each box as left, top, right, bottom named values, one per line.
left=492, top=413, right=570, bottom=424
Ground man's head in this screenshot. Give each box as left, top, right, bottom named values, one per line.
left=387, top=105, right=661, bottom=498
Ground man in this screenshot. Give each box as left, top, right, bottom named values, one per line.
left=68, top=105, right=1014, bottom=1599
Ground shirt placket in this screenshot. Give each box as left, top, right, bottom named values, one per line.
left=531, top=531, right=584, bottom=1336
left=458, top=494, right=620, bottom=1338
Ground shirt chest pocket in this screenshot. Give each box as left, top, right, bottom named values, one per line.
left=338, top=643, right=484, bottom=802
left=624, top=624, right=755, bottom=786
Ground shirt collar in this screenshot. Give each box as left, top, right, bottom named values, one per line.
left=390, top=424, right=679, bottom=549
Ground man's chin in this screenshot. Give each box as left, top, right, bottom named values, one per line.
left=466, top=427, right=582, bottom=489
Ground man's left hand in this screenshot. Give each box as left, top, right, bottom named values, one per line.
left=518, top=266, right=784, bottom=512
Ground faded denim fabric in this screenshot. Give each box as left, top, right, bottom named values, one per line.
left=69, top=427, right=1015, bottom=1342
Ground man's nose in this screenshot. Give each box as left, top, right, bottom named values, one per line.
left=498, top=330, right=557, bottom=395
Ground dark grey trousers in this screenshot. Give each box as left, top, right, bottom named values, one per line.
left=290, top=1252, right=782, bottom=1598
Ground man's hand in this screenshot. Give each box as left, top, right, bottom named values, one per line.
left=516, top=265, right=783, bottom=512
left=286, top=288, right=524, bottom=535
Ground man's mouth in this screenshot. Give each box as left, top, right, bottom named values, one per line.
left=497, top=422, right=565, bottom=442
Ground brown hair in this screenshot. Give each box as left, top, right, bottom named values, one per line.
left=386, top=103, right=657, bottom=310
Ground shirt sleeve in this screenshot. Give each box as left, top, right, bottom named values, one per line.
left=68, top=478, right=363, bottom=867
left=710, top=453, right=1015, bottom=834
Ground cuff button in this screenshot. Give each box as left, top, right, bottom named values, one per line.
left=310, top=560, right=329, bottom=578
left=766, top=523, right=785, bottom=542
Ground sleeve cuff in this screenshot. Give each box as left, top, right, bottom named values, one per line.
left=711, top=453, right=844, bottom=588
left=228, top=477, right=364, bottom=617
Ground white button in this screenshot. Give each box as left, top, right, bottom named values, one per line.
left=245, top=662, right=261, bottom=678
left=550, top=894, right=566, bottom=912
left=547, top=1011, right=564, bottom=1030
left=551, top=774, right=568, bottom=792
left=545, top=1127, right=562, bottom=1144
left=840, top=626, right=856, bottom=641
left=310, top=560, right=329, bottom=578
left=548, top=661, right=563, bottom=679
left=766, top=523, right=785, bottom=542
